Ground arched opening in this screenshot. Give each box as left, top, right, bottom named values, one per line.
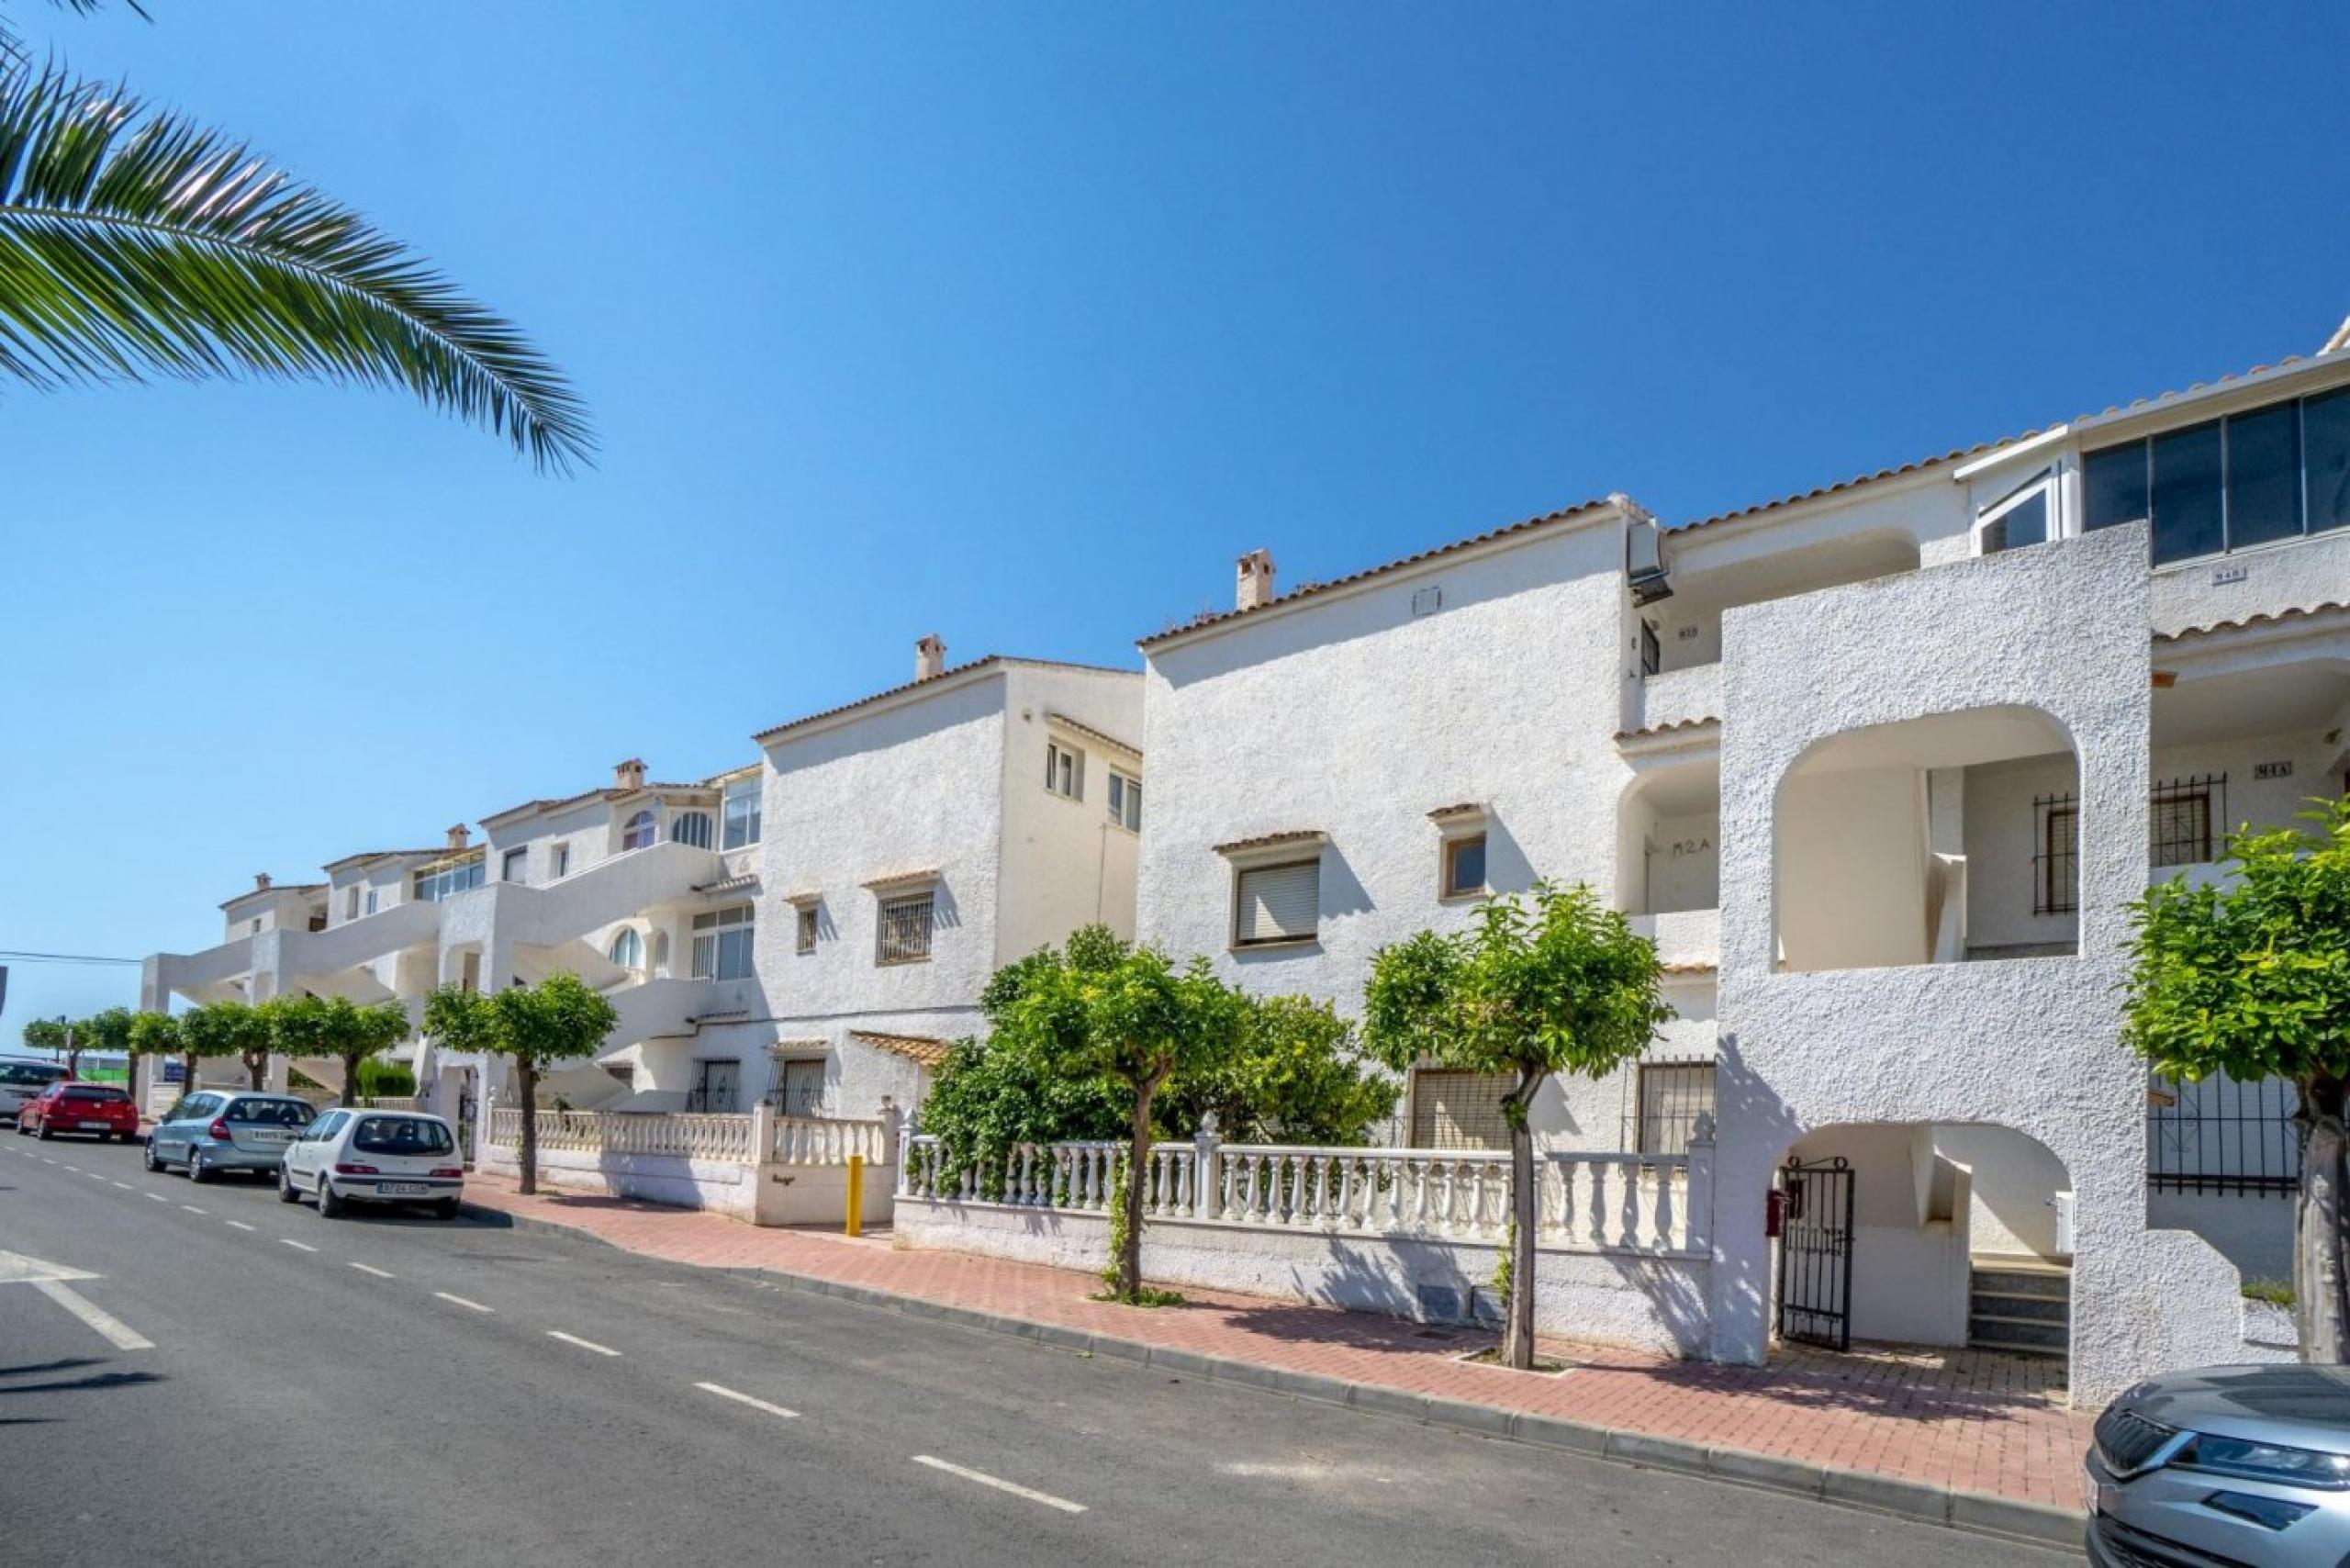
left=1774, top=1120, right=2073, bottom=1369
left=608, top=926, right=643, bottom=972
left=1773, top=704, right=2078, bottom=972
left=621, top=810, right=657, bottom=852
left=669, top=810, right=712, bottom=850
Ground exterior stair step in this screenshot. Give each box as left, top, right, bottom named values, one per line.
left=1969, top=1290, right=2068, bottom=1324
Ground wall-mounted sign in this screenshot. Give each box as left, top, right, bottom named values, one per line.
left=2255, top=760, right=2294, bottom=780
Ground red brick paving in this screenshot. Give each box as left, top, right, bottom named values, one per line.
left=463, top=1173, right=2091, bottom=1511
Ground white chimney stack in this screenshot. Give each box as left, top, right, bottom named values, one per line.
left=1236, top=549, right=1277, bottom=611
left=253, top=872, right=272, bottom=891
left=612, top=757, right=646, bottom=790
left=445, top=823, right=471, bottom=851
left=915, top=633, right=946, bottom=682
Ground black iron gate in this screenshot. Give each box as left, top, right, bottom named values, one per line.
left=1776, top=1156, right=1855, bottom=1350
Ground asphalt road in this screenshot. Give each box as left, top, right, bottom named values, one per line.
left=0, top=1133, right=2071, bottom=1566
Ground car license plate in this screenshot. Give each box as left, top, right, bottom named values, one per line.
left=246, top=1130, right=290, bottom=1144
left=379, top=1182, right=431, bottom=1197
left=79, top=1120, right=114, bottom=1129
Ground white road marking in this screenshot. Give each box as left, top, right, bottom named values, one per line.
left=143, top=1193, right=168, bottom=1203
left=279, top=1238, right=318, bottom=1253
left=31, top=1279, right=154, bottom=1352
left=181, top=1204, right=207, bottom=1215
left=86, top=1171, right=106, bottom=1182
left=111, top=1182, right=132, bottom=1190
left=349, top=1262, right=395, bottom=1279
left=694, top=1381, right=800, bottom=1419
left=547, top=1331, right=620, bottom=1357
left=224, top=1221, right=257, bottom=1232
left=432, top=1292, right=494, bottom=1314
left=910, top=1456, right=1086, bottom=1514
left=62, top=1164, right=79, bottom=1172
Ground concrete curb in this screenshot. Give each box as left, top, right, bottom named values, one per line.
left=465, top=1199, right=2085, bottom=1555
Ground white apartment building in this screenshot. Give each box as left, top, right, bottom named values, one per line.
left=1135, top=343, right=2350, bottom=1403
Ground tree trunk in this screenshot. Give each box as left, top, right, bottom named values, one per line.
left=244, top=1049, right=267, bottom=1092
left=1503, top=1065, right=1547, bottom=1371
left=1120, top=1081, right=1157, bottom=1304
left=2297, top=1074, right=2349, bottom=1362
left=180, top=1050, right=197, bottom=1095
left=340, top=1052, right=361, bottom=1108
left=517, top=1058, right=540, bottom=1196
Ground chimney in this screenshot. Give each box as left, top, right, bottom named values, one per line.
left=253, top=872, right=272, bottom=891
left=1236, top=549, right=1276, bottom=611
left=914, top=633, right=946, bottom=682
left=445, top=823, right=471, bottom=851
left=612, top=757, right=646, bottom=790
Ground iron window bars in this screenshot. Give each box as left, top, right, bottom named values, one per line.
left=2033, top=775, right=2229, bottom=914
left=2148, top=1072, right=2300, bottom=1196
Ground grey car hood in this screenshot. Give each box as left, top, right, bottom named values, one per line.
left=2126, top=1363, right=2350, bottom=1454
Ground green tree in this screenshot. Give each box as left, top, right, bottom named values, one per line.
left=20, top=1014, right=73, bottom=1070
left=178, top=999, right=272, bottom=1091
left=266, top=994, right=414, bottom=1108
left=127, top=1009, right=178, bottom=1103
left=0, top=9, right=591, bottom=470
left=424, top=975, right=614, bottom=1195
left=991, top=925, right=1248, bottom=1305
left=1160, top=993, right=1400, bottom=1146
left=2122, top=799, right=2350, bottom=1361
left=1363, top=881, right=1672, bottom=1370
left=80, top=1005, right=135, bottom=1081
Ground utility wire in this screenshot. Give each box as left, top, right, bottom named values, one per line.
left=0, top=948, right=143, bottom=966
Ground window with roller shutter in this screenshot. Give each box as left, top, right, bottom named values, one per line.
left=1233, top=859, right=1320, bottom=946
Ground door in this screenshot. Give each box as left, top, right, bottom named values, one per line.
left=1775, top=1156, right=1855, bottom=1350
left=690, top=1059, right=740, bottom=1114
left=778, top=1058, right=824, bottom=1118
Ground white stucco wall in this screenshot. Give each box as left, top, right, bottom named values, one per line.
left=994, top=664, right=1147, bottom=960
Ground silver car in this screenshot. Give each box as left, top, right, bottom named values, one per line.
left=2087, top=1362, right=2350, bottom=1565
left=144, top=1090, right=317, bottom=1182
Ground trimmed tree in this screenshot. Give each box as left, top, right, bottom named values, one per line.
left=179, top=999, right=273, bottom=1091
left=127, top=1010, right=180, bottom=1112
left=1161, top=992, right=1400, bottom=1146
left=425, top=975, right=614, bottom=1195
left=2121, top=798, right=2350, bottom=1361
left=21, top=1015, right=73, bottom=1072
left=265, top=995, right=414, bottom=1108
left=1363, top=881, right=1673, bottom=1370
left=992, top=925, right=1249, bottom=1305
left=81, top=1005, right=136, bottom=1082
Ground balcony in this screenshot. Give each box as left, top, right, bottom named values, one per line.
left=442, top=840, right=726, bottom=951
left=1628, top=908, right=1719, bottom=972
left=1626, top=662, right=1723, bottom=740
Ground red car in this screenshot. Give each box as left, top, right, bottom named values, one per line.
left=16, top=1081, right=140, bottom=1142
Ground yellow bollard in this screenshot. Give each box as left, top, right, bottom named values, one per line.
left=845, top=1153, right=864, bottom=1238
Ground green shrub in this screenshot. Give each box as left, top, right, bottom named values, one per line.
left=2243, top=1279, right=2296, bottom=1307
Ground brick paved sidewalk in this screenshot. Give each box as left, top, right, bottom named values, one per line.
left=460, top=1173, right=2090, bottom=1519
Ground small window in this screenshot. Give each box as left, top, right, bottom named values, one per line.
left=1046, top=742, right=1084, bottom=801
left=2034, top=794, right=2079, bottom=915
left=364, top=888, right=378, bottom=915
left=1639, top=620, right=1662, bottom=677
left=1410, top=1070, right=1515, bottom=1150
left=502, top=847, right=528, bottom=885
left=795, top=906, right=819, bottom=955
left=251, top=918, right=262, bottom=935
left=551, top=843, right=571, bottom=879
left=670, top=810, right=713, bottom=850
left=777, top=1058, right=825, bottom=1118
left=2151, top=776, right=2223, bottom=868
left=621, top=810, right=657, bottom=852
left=344, top=886, right=361, bottom=921
left=1234, top=859, right=1319, bottom=946
left=722, top=775, right=762, bottom=849
left=690, top=905, right=755, bottom=981
left=411, top=858, right=485, bottom=902
left=1107, top=771, right=1142, bottom=832
left=609, top=927, right=643, bottom=969
left=878, top=892, right=934, bottom=965
left=1633, top=1061, right=1715, bottom=1155
left=1976, top=473, right=2052, bottom=555
left=1442, top=834, right=1487, bottom=900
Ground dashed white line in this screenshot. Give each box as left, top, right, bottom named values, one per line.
left=432, top=1292, right=494, bottom=1314
left=86, top=1171, right=106, bottom=1182
left=279, top=1238, right=318, bottom=1253
left=547, top=1331, right=620, bottom=1357
left=32, top=1280, right=155, bottom=1352
left=62, top=1164, right=80, bottom=1172
left=110, top=1182, right=132, bottom=1190
left=224, top=1221, right=257, bottom=1232
left=349, top=1262, right=395, bottom=1279
left=694, top=1381, right=800, bottom=1419
left=910, top=1456, right=1086, bottom=1514
left=180, top=1204, right=207, bottom=1215
left=143, top=1193, right=168, bottom=1203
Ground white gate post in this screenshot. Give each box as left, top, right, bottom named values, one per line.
left=1193, top=1114, right=1222, bottom=1222
left=1684, top=1112, right=1717, bottom=1256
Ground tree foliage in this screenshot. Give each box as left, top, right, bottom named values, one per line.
left=1158, top=993, right=1398, bottom=1146
left=1363, top=881, right=1672, bottom=1368
left=2122, top=799, right=2350, bottom=1359
left=177, top=999, right=273, bottom=1089
left=264, top=994, right=413, bottom=1107
left=421, top=975, right=614, bottom=1194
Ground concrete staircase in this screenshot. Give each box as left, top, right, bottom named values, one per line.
left=1968, top=1256, right=2070, bottom=1359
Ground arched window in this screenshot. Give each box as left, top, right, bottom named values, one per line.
left=609, top=927, right=643, bottom=970
left=670, top=811, right=713, bottom=850
left=651, top=930, right=670, bottom=979
left=621, top=810, right=657, bottom=851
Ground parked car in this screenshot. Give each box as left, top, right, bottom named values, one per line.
left=145, top=1091, right=317, bottom=1182
left=15, top=1081, right=139, bottom=1141
left=2087, top=1362, right=2350, bottom=1565
left=279, top=1108, right=463, bottom=1220
left=0, top=1056, right=71, bottom=1121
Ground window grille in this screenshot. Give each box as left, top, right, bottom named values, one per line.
left=2150, top=775, right=2224, bottom=868
left=1629, top=1059, right=1716, bottom=1155
left=878, top=893, right=934, bottom=964
left=2148, top=1072, right=2300, bottom=1195
left=795, top=906, right=818, bottom=955
left=670, top=811, right=713, bottom=850
left=1410, top=1070, right=1516, bottom=1150
left=2033, top=793, right=2078, bottom=914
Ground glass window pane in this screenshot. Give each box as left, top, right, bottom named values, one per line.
left=1449, top=836, right=1486, bottom=893
left=2306, top=387, right=2350, bottom=534
left=2152, top=421, right=2224, bottom=564
left=2084, top=442, right=2149, bottom=532
left=2226, top=403, right=2301, bottom=548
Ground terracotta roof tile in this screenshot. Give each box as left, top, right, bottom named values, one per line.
left=1044, top=711, right=1142, bottom=759
left=1613, top=716, right=1721, bottom=743
left=849, top=1030, right=954, bottom=1070
left=1212, top=829, right=1328, bottom=856
left=2156, top=600, right=2350, bottom=642
left=753, top=655, right=1135, bottom=745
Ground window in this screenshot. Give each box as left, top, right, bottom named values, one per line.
left=1639, top=619, right=1662, bottom=677
left=2151, top=775, right=2224, bottom=868
left=722, top=776, right=762, bottom=849
left=1410, top=1070, right=1515, bottom=1150
left=2034, top=793, right=2079, bottom=915
left=345, top=886, right=361, bottom=921
left=777, top=1058, right=825, bottom=1118
left=795, top=906, right=819, bottom=955
left=251, top=918, right=262, bottom=934
left=2086, top=386, right=2350, bottom=562
left=878, top=892, right=934, bottom=964
left=1107, top=771, right=1142, bottom=832
left=1442, top=834, right=1487, bottom=899
left=651, top=930, right=670, bottom=978
left=365, top=888, right=379, bottom=915
left=502, top=847, right=528, bottom=885
left=1633, top=1061, right=1716, bottom=1155
left=621, top=810, right=657, bottom=851
left=1046, top=742, right=1083, bottom=801
left=1234, top=859, right=1319, bottom=946
left=688, top=1059, right=741, bottom=1114
left=412, top=857, right=485, bottom=902
left=669, top=810, right=713, bottom=850
left=609, top=927, right=643, bottom=970
left=551, top=843, right=571, bottom=879
left=351, top=1116, right=453, bottom=1157
left=1976, top=473, right=2053, bottom=554
left=690, top=905, right=755, bottom=981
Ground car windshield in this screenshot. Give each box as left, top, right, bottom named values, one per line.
left=62, top=1086, right=129, bottom=1103
left=0, top=1061, right=69, bottom=1087
left=226, top=1099, right=315, bottom=1126
left=350, top=1117, right=453, bottom=1157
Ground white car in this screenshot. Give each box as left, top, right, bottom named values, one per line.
left=0, top=1056, right=71, bottom=1120
left=278, top=1107, right=464, bottom=1220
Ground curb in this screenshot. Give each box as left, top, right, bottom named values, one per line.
left=464, top=1198, right=2086, bottom=1555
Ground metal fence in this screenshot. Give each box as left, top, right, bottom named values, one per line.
left=2148, top=1072, right=2300, bottom=1195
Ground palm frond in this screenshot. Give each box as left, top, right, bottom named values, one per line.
left=0, top=58, right=593, bottom=471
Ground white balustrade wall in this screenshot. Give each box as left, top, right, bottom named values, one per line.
left=771, top=1114, right=888, bottom=1167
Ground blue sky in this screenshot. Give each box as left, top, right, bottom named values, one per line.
left=5, top=1, right=2346, bottom=1031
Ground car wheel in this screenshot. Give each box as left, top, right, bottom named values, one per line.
left=142, top=1138, right=162, bottom=1172
left=432, top=1199, right=460, bottom=1222
left=318, top=1176, right=344, bottom=1219
left=277, top=1164, right=300, bottom=1204
left=186, top=1148, right=210, bottom=1183
left=36, top=1120, right=53, bottom=1141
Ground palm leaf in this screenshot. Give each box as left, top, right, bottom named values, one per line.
left=0, top=57, right=593, bottom=471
